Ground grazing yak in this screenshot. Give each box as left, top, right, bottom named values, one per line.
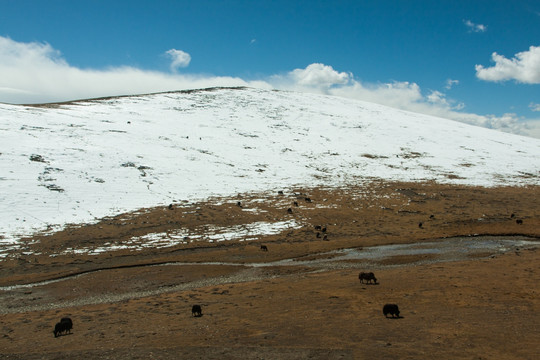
left=287, top=208, right=293, bottom=214
left=61, top=317, right=73, bottom=331
left=383, top=304, right=400, bottom=318
left=359, top=272, right=377, bottom=284
left=260, top=245, right=268, bottom=251
left=516, top=219, right=523, bottom=225
left=192, top=305, right=202, bottom=317
left=53, top=317, right=73, bottom=337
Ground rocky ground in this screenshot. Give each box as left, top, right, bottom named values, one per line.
left=0, top=181, right=539, bottom=359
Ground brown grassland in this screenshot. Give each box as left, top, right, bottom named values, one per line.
left=0, top=181, right=539, bottom=359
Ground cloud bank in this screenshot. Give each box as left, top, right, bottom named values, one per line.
left=0, top=36, right=259, bottom=104
left=1, top=36, right=538, bottom=138
left=476, top=46, right=540, bottom=83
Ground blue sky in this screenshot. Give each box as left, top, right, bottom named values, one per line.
left=1, top=0, right=540, bottom=137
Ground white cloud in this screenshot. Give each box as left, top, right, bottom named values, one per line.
left=453, top=102, right=465, bottom=111
left=331, top=80, right=424, bottom=108
left=445, top=79, right=459, bottom=89
left=165, top=49, right=191, bottom=71
left=427, top=90, right=450, bottom=106
left=529, top=102, right=540, bottom=112
left=522, top=119, right=540, bottom=138
left=475, top=46, right=540, bottom=83
left=464, top=19, right=487, bottom=33
left=0, top=36, right=66, bottom=67
left=280, top=63, right=351, bottom=91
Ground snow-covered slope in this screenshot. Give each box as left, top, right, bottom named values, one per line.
left=1, top=87, right=539, bottom=242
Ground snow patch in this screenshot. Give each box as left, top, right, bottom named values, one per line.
left=56, top=219, right=301, bottom=256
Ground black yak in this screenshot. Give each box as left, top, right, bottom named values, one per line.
left=383, top=304, right=400, bottom=318
left=359, top=272, right=377, bottom=284
left=53, top=318, right=73, bottom=337
left=260, top=245, right=268, bottom=251
left=192, top=304, right=202, bottom=317
left=60, top=317, right=73, bottom=333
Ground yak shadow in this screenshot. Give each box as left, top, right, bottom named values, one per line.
left=54, top=332, right=73, bottom=338
left=385, top=315, right=403, bottom=320
left=360, top=283, right=380, bottom=287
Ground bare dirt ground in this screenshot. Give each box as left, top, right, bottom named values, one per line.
left=0, top=181, right=539, bottom=359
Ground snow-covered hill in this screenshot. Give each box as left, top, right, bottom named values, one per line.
left=1, top=87, right=539, bottom=243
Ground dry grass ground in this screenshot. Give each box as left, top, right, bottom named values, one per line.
left=0, top=181, right=539, bottom=359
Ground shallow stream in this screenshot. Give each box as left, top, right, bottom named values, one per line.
left=262, top=235, right=539, bottom=268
